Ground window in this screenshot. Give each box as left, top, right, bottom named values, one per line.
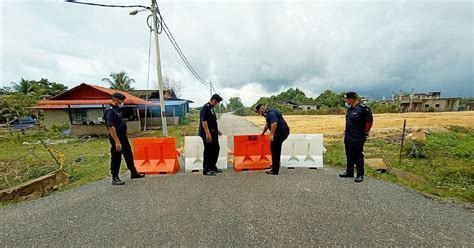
left=435, top=104, right=440, bottom=108
left=424, top=104, right=430, bottom=108
left=71, top=109, right=88, bottom=124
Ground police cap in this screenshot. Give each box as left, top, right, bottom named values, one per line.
left=112, top=92, right=126, bottom=100
left=344, top=91, right=358, bottom=99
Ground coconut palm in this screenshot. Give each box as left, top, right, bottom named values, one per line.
left=10, top=78, right=36, bottom=95
left=102, top=72, right=135, bottom=91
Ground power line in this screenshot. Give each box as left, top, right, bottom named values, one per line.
left=65, top=0, right=213, bottom=89
left=155, top=6, right=210, bottom=86
left=65, top=0, right=150, bottom=9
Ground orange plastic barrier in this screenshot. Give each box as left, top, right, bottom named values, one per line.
left=233, top=135, right=272, bottom=171
left=132, top=137, right=180, bottom=174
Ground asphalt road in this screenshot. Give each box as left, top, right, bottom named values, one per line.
left=1, top=113, right=473, bottom=246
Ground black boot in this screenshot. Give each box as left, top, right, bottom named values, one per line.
left=112, top=177, right=125, bottom=185
left=131, top=172, right=145, bottom=179
left=339, top=171, right=354, bottom=178
left=355, top=175, right=364, bottom=183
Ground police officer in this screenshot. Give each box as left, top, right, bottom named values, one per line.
left=199, top=94, right=223, bottom=176
left=339, top=92, right=373, bottom=183
left=104, top=92, right=145, bottom=185
left=255, top=104, right=290, bottom=175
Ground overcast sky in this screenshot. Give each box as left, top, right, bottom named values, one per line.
left=1, top=0, right=473, bottom=106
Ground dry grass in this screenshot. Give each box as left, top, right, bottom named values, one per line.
left=244, top=111, right=474, bottom=135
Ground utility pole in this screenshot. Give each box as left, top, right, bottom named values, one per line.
left=209, top=81, right=213, bottom=97
left=151, top=0, right=168, bottom=136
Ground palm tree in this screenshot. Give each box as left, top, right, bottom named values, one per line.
left=102, top=72, right=135, bottom=91
left=10, top=78, right=36, bottom=95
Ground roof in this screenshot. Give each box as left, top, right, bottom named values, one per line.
left=31, top=83, right=158, bottom=109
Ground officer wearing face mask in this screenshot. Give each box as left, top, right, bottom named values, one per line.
left=103, top=92, right=145, bottom=185
left=255, top=104, right=290, bottom=175
left=340, top=91, right=373, bottom=183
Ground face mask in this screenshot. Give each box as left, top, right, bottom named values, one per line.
left=119, top=102, right=125, bottom=108
left=345, top=102, right=351, bottom=108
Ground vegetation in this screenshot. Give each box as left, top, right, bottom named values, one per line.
left=0, top=112, right=199, bottom=199
left=0, top=78, right=68, bottom=123
left=324, top=126, right=474, bottom=202
left=102, top=71, right=135, bottom=91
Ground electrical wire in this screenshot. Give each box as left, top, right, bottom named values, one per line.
left=65, top=0, right=150, bottom=10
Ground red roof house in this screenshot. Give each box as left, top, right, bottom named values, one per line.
left=31, top=83, right=158, bottom=135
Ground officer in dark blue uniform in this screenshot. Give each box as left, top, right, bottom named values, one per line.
left=199, top=94, right=223, bottom=176
left=104, top=92, right=145, bottom=185
left=256, top=104, right=290, bottom=175
left=339, top=92, right=373, bottom=183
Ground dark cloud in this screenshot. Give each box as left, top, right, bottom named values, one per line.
left=1, top=0, right=472, bottom=106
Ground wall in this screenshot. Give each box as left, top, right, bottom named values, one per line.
left=422, top=99, right=459, bottom=111
left=42, top=110, right=70, bottom=129
left=86, top=108, right=105, bottom=123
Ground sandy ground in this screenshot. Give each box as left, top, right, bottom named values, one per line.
left=244, top=111, right=474, bottom=135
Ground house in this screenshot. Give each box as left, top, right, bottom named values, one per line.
left=392, top=91, right=460, bottom=112
left=283, top=100, right=320, bottom=111
left=129, top=89, right=194, bottom=118
left=31, top=83, right=158, bottom=136
left=465, top=100, right=474, bottom=111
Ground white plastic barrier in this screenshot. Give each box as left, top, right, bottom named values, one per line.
left=184, top=136, right=229, bottom=172
left=281, top=134, right=324, bottom=168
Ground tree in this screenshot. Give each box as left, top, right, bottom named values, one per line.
left=163, top=77, right=183, bottom=98
left=102, top=72, right=135, bottom=91
left=10, top=78, right=68, bottom=99
left=0, top=94, right=37, bottom=123
left=34, top=78, right=68, bottom=98
left=11, top=78, right=36, bottom=96
left=315, top=90, right=344, bottom=108
left=227, top=97, right=245, bottom=112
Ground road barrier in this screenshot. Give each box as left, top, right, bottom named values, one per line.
left=184, top=136, right=229, bottom=172
left=281, top=134, right=324, bottom=169
left=132, top=137, right=180, bottom=174
left=234, top=135, right=272, bottom=171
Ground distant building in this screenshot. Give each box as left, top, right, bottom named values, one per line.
left=128, top=89, right=194, bottom=129
left=465, top=100, right=474, bottom=111
left=392, top=91, right=460, bottom=112
left=282, top=100, right=321, bottom=111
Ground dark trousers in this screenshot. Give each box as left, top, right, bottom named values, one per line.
left=202, top=137, right=220, bottom=174
left=109, top=133, right=137, bottom=178
left=344, top=140, right=365, bottom=176
left=270, top=135, right=288, bottom=174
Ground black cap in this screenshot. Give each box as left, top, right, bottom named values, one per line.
left=211, top=94, right=223, bottom=103
left=255, top=104, right=263, bottom=113
left=344, top=91, right=358, bottom=99
left=112, top=92, right=126, bottom=100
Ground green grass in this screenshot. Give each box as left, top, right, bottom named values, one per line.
left=0, top=113, right=199, bottom=195
left=324, top=127, right=474, bottom=202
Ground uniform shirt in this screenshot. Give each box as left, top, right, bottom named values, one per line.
left=104, top=105, right=127, bottom=133
left=199, top=103, right=219, bottom=138
left=345, top=104, right=373, bottom=142
left=265, top=108, right=290, bottom=138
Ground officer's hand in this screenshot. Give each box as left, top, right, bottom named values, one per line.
left=206, top=135, right=212, bottom=143
left=116, top=143, right=122, bottom=152
left=269, top=135, right=274, bottom=142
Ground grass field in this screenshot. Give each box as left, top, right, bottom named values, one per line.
left=244, top=111, right=474, bottom=136
left=0, top=113, right=200, bottom=194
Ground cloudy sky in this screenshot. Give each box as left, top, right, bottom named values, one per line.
left=1, top=0, right=473, bottom=106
